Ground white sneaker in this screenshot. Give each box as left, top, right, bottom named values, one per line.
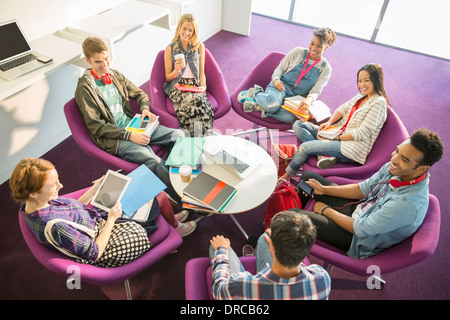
left=317, top=156, right=337, bottom=169
left=174, top=210, right=189, bottom=223
left=176, top=220, right=197, bottom=237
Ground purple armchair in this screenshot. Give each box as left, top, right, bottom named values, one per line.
left=64, top=97, right=166, bottom=173
left=185, top=255, right=311, bottom=300
left=304, top=176, right=441, bottom=283
left=19, top=189, right=182, bottom=299
left=230, top=51, right=293, bottom=132
left=149, top=49, right=231, bottom=128
left=301, top=106, right=409, bottom=179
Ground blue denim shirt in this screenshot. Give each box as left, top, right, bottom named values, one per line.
left=280, top=50, right=326, bottom=97
left=347, top=162, right=430, bottom=259
left=163, top=40, right=200, bottom=95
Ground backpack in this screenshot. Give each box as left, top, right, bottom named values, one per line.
left=271, top=143, right=298, bottom=177
left=263, top=181, right=302, bottom=230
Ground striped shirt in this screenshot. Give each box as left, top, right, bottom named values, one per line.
left=21, top=198, right=102, bottom=261
left=335, top=92, right=387, bottom=165
left=211, top=247, right=331, bottom=300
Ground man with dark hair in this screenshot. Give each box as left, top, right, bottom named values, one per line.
left=298, top=128, right=444, bottom=259
left=209, top=211, right=330, bottom=300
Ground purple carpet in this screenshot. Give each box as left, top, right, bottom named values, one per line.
left=1, top=14, right=449, bottom=300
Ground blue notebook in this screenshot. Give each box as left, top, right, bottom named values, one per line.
left=120, top=165, right=166, bottom=217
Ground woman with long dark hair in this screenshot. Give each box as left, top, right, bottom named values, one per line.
left=278, top=63, right=389, bottom=186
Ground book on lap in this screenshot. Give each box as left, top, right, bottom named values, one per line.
left=126, top=114, right=159, bottom=136
left=174, top=84, right=205, bottom=93
left=284, top=95, right=331, bottom=122
left=281, top=104, right=311, bottom=122
left=317, top=126, right=342, bottom=139
left=122, top=198, right=154, bottom=222
left=183, top=171, right=237, bottom=213
left=165, top=137, right=206, bottom=168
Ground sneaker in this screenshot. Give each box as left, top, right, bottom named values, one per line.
left=317, top=156, right=337, bottom=169
left=174, top=210, right=189, bottom=223
left=242, top=244, right=255, bottom=256
left=243, top=100, right=258, bottom=112
left=237, top=88, right=256, bottom=103
left=237, top=89, right=248, bottom=103
left=176, top=220, right=197, bottom=237
left=275, top=177, right=288, bottom=189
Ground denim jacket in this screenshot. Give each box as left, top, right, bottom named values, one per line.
left=347, top=163, right=430, bottom=259
left=164, top=40, right=201, bottom=95
left=273, top=47, right=332, bottom=101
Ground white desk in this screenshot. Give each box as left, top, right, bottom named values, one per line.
left=0, top=34, right=82, bottom=101
left=59, top=0, right=173, bottom=85
left=64, top=1, right=170, bottom=43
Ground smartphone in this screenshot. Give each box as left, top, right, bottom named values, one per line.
left=139, top=118, right=150, bottom=129
left=299, top=180, right=313, bottom=197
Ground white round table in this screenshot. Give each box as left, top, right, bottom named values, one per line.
left=169, top=135, right=277, bottom=237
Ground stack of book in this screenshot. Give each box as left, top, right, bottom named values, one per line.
left=182, top=171, right=237, bottom=213
left=282, top=96, right=331, bottom=122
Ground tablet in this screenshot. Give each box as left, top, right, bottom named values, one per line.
left=91, top=170, right=131, bottom=212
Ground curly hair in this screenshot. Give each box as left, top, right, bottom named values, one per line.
left=10, top=158, right=55, bottom=203
left=313, top=27, right=337, bottom=47
left=410, top=128, right=444, bottom=167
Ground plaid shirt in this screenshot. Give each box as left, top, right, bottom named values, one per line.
left=21, top=198, right=102, bottom=261
left=211, top=247, right=330, bottom=300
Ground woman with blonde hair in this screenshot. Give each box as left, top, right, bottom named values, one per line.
left=163, top=13, right=214, bottom=136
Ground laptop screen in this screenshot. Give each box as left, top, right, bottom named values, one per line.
left=0, top=21, right=32, bottom=63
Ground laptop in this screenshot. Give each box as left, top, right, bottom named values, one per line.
left=0, top=20, right=53, bottom=81
left=199, top=142, right=261, bottom=180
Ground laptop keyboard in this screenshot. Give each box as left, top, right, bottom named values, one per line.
left=214, top=150, right=250, bottom=173
left=0, top=53, right=36, bottom=71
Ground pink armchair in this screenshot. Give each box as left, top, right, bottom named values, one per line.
left=230, top=51, right=293, bottom=131
left=19, top=189, right=182, bottom=299
left=304, top=176, right=441, bottom=283
left=149, top=49, right=231, bottom=128
left=301, top=106, right=409, bottom=179
left=64, top=97, right=167, bottom=173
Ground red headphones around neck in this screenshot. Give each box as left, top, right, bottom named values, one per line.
left=90, top=68, right=112, bottom=85
left=389, top=172, right=428, bottom=188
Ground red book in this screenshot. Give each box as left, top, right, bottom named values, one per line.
left=174, top=84, right=205, bottom=93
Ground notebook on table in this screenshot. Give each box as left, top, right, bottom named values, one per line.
left=183, top=171, right=237, bottom=213
left=0, top=20, right=53, bottom=81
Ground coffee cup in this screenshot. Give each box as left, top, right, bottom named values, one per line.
left=179, top=165, right=192, bottom=183
left=174, top=53, right=185, bottom=68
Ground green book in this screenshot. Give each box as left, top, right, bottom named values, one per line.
left=165, top=137, right=206, bottom=168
